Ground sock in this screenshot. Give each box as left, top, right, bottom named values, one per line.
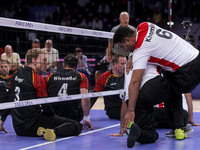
left=127, top=123, right=141, bottom=148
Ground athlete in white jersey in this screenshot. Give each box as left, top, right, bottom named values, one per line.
left=113, top=22, right=200, bottom=147
left=111, top=65, right=198, bottom=139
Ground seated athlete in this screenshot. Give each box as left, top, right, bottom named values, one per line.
left=0, top=48, right=83, bottom=141
left=92, top=54, right=127, bottom=119
left=46, top=54, right=93, bottom=130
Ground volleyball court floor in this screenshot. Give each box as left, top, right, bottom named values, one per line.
left=0, top=109, right=200, bottom=150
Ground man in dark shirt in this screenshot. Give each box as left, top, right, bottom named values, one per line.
left=47, top=54, right=93, bottom=130
left=0, top=48, right=82, bottom=141
left=93, top=55, right=127, bottom=119
left=0, top=60, right=11, bottom=104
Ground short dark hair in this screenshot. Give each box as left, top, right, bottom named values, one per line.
left=112, top=54, right=126, bottom=64
left=113, top=26, right=135, bottom=44
left=64, top=54, right=78, bottom=69
left=75, top=47, right=82, bottom=53
left=32, top=38, right=40, bottom=44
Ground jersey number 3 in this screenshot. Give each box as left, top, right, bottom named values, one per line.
left=14, top=86, right=20, bottom=102
left=156, top=29, right=173, bottom=39
left=58, top=83, right=68, bottom=96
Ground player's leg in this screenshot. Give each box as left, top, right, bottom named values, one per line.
left=127, top=76, right=171, bottom=147
left=37, top=114, right=82, bottom=141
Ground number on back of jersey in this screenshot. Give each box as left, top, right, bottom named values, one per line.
left=58, top=83, right=68, bottom=96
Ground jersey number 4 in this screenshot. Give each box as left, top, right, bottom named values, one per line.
left=58, top=83, right=68, bottom=96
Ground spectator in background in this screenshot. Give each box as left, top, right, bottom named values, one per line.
left=75, top=48, right=91, bottom=82
left=152, top=7, right=163, bottom=27
left=106, top=12, right=136, bottom=63
left=80, top=18, right=92, bottom=29
left=92, top=17, right=103, bottom=30
left=190, top=0, right=200, bottom=23
left=4, top=6, right=15, bottom=18
left=61, top=15, right=71, bottom=26
left=25, top=39, right=41, bottom=66
left=98, top=2, right=110, bottom=16
left=0, top=60, right=11, bottom=106
left=77, top=0, right=90, bottom=8
left=43, top=39, right=59, bottom=72
left=32, top=38, right=41, bottom=48
left=197, top=36, right=200, bottom=51
left=1, top=45, right=22, bottom=74
left=0, top=48, right=4, bottom=60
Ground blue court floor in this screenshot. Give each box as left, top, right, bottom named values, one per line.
left=0, top=110, right=200, bottom=150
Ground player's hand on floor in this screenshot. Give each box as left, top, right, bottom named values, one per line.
left=110, top=128, right=128, bottom=136
left=190, top=121, right=200, bottom=126
left=82, top=120, right=94, bottom=130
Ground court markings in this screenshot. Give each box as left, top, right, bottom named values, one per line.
left=19, top=124, right=120, bottom=150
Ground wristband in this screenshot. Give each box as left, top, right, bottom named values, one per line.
left=83, top=115, right=90, bottom=121
left=128, top=121, right=133, bottom=129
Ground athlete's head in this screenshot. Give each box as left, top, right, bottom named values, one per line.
left=26, top=48, right=47, bottom=73
left=0, top=60, right=10, bottom=77
left=112, top=54, right=127, bottom=75
left=119, top=11, right=129, bottom=27
left=113, top=26, right=136, bottom=52
left=63, top=54, right=78, bottom=70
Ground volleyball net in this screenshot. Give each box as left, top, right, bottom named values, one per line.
left=0, top=17, right=125, bottom=110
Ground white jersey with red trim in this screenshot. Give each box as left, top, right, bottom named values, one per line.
left=124, top=64, right=159, bottom=101
left=124, top=64, right=188, bottom=111
left=132, top=22, right=199, bottom=72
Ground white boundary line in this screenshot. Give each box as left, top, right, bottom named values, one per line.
left=19, top=124, right=120, bottom=150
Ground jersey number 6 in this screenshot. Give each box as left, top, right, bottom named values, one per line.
left=156, top=29, right=173, bottom=39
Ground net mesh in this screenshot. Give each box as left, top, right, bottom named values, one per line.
left=0, top=17, right=124, bottom=109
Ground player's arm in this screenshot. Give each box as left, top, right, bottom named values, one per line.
left=122, top=69, right=145, bottom=129
left=0, top=110, right=9, bottom=133
left=106, top=41, right=113, bottom=63
left=0, top=77, right=12, bottom=133
left=110, top=92, right=128, bottom=136
left=91, top=72, right=109, bottom=108
left=80, top=73, right=93, bottom=130
left=34, top=73, right=55, bottom=116
left=185, top=93, right=200, bottom=126
left=126, top=53, right=133, bottom=74
left=80, top=88, right=93, bottom=130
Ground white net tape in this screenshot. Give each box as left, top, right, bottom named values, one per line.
left=0, top=90, right=124, bottom=110
left=0, top=17, right=113, bottom=38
